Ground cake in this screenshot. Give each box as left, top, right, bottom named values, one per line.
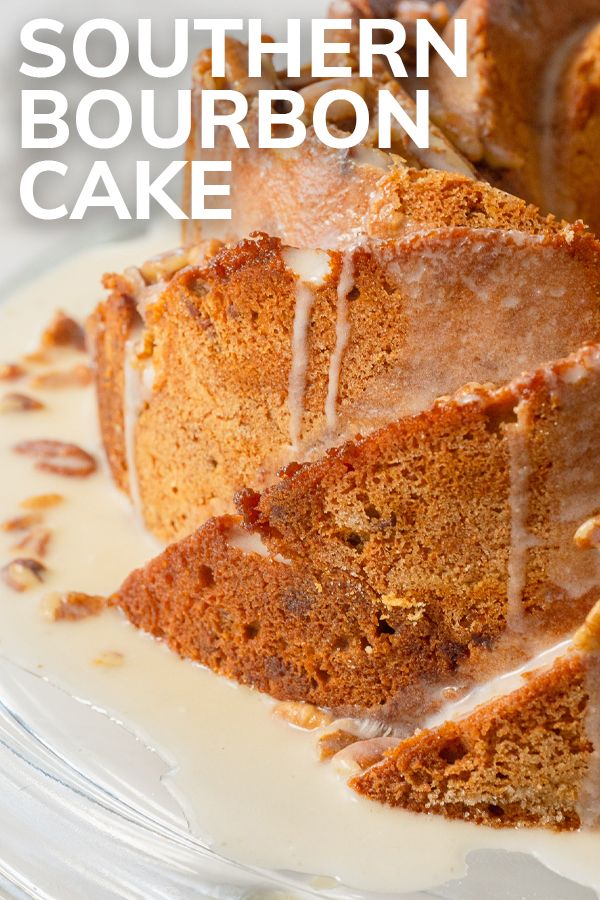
left=89, top=0, right=600, bottom=831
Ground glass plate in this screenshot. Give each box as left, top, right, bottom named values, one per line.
left=1, top=655, right=596, bottom=900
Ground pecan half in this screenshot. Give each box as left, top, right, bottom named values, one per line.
left=41, top=591, right=106, bottom=622
left=30, top=364, right=92, bottom=390
left=14, top=440, right=97, bottom=477
left=1, top=558, right=47, bottom=592
left=0, top=363, right=25, bottom=381
left=0, top=392, right=45, bottom=412
left=40, top=310, right=86, bottom=351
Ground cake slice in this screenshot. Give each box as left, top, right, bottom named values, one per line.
left=91, top=225, right=600, bottom=540
left=350, top=602, right=600, bottom=830
left=112, top=343, right=600, bottom=729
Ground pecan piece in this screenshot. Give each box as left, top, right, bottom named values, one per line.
left=20, top=493, right=64, bottom=510
left=273, top=700, right=333, bottom=730
left=12, top=527, right=52, bottom=559
left=41, top=591, right=106, bottom=622
left=0, top=392, right=45, bottom=412
left=30, top=364, right=92, bottom=390
left=331, top=737, right=399, bottom=778
left=0, top=363, right=25, bottom=381
left=1, top=558, right=47, bottom=592
left=40, top=310, right=86, bottom=351
left=14, top=440, right=97, bottom=477
left=574, top=516, right=600, bottom=549
left=318, top=729, right=360, bottom=761
left=574, top=601, right=600, bottom=652
left=1, top=513, right=42, bottom=533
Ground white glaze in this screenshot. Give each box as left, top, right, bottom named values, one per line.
left=425, top=639, right=572, bottom=730
left=505, top=399, right=538, bottom=633
left=287, top=282, right=316, bottom=452
left=325, top=251, right=354, bottom=432
left=227, top=525, right=270, bottom=557
left=282, top=247, right=330, bottom=284
left=283, top=248, right=331, bottom=452
left=0, top=234, right=599, bottom=898
left=122, top=334, right=144, bottom=519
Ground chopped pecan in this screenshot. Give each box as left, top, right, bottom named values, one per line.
left=22, top=350, right=49, bottom=366
left=1, top=513, right=42, bottom=532
left=318, top=729, right=360, bottom=761
left=0, top=363, right=25, bottom=381
left=14, top=440, right=97, bottom=477
left=1, top=558, right=47, bottom=592
left=12, top=527, right=52, bottom=559
left=331, top=736, right=399, bottom=778
left=0, top=392, right=45, bottom=412
left=573, top=598, right=600, bottom=652
left=574, top=516, right=600, bottom=549
left=41, top=591, right=106, bottom=622
left=40, top=310, right=86, bottom=351
left=273, top=700, right=333, bottom=730
left=20, top=493, right=64, bottom=510
left=30, top=364, right=93, bottom=390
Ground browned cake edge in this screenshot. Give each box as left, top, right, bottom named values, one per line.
left=350, top=648, right=595, bottom=831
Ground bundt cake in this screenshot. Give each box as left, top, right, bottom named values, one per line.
left=89, top=0, right=600, bottom=832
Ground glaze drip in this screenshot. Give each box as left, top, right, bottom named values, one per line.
left=288, top=282, right=316, bottom=453
left=123, top=335, right=144, bottom=518
left=505, top=398, right=537, bottom=632
left=325, top=251, right=355, bottom=433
